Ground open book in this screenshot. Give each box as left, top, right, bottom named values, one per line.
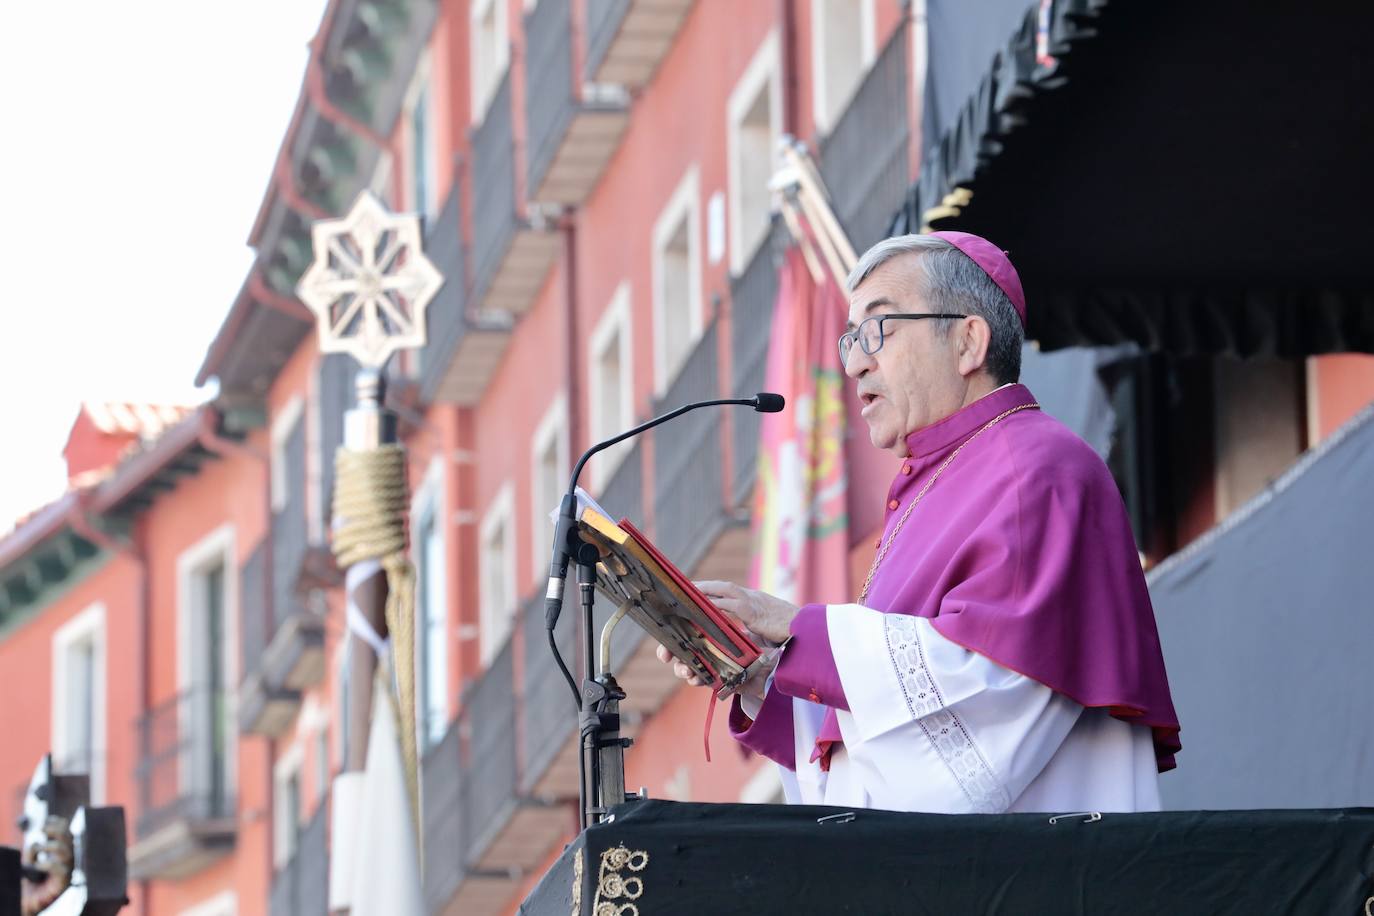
left=572, top=491, right=766, bottom=699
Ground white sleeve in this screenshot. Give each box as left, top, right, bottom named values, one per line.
left=826, top=603, right=1082, bottom=813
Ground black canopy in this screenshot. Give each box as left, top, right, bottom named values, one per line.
left=897, top=0, right=1374, bottom=357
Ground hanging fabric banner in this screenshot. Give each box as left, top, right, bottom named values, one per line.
left=749, top=246, right=851, bottom=607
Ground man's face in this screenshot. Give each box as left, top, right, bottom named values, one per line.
left=844, top=257, right=969, bottom=454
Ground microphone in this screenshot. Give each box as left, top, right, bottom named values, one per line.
left=754, top=392, right=785, bottom=413
left=543, top=393, right=786, bottom=696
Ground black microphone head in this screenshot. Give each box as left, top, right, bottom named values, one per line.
left=754, top=392, right=786, bottom=413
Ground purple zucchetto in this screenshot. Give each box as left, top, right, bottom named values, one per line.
left=931, top=231, right=1027, bottom=329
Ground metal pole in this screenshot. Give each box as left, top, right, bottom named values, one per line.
left=298, top=192, right=441, bottom=915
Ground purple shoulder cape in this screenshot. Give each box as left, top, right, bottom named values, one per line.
left=864, top=384, right=1181, bottom=770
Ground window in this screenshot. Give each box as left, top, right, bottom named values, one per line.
left=652, top=166, right=703, bottom=392
left=412, top=461, right=449, bottom=747
left=313, top=354, right=356, bottom=542
left=727, top=31, right=782, bottom=274
left=273, top=747, right=303, bottom=869
left=811, top=0, right=876, bottom=132
left=403, top=55, right=438, bottom=222
left=589, top=284, right=635, bottom=488
left=270, top=396, right=304, bottom=515
left=471, top=0, right=510, bottom=124
left=177, top=524, right=237, bottom=817
left=1104, top=353, right=1306, bottom=564
left=478, top=483, right=517, bottom=664
left=530, top=394, right=569, bottom=583
left=369, top=149, right=395, bottom=201
left=1213, top=357, right=1305, bottom=518
left=51, top=603, right=106, bottom=803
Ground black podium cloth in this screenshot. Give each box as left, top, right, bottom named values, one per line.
left=0, top=847, right=18, bottom=916
left=520, top=800, right=1374, bottom=914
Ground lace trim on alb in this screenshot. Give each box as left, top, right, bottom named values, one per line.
left=883, top=613, right=1010, bottom=813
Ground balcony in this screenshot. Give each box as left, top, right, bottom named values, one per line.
left=237, top=541, right=298, bottom=736
left=467, top=639, right=565, bottom=868
left=434, top=637, right=565, bottom=913
left=729, top=220, right=786, bottom=503
left=240, top=421, right=325, bottom=737
left=585, top=0, right=696, bottom=89
left=470, top=71, right=561, bottom=317
left=818, top=21, right=910, bottom=252
left=652, top=322, right=751, bottom=584
left=597, top=436, right=644, bottom=523
left=422, top=712, right=466, bottom=913
left=417, top=182, right=513, bottom=406
left=269, top=802, right=328, bottom=916
left=520, top=590, right=578, bottom=799
left=128, top=687, right=236, bottom=879
left=521, top=438, right=651, bottom=800
left=525, top=0, right=629, bottom=206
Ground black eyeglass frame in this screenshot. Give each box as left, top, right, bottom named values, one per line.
left=838, top=312, right=969, bottom=364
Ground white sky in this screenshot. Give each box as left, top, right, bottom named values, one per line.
left=0, top=1, right=329, bottom=530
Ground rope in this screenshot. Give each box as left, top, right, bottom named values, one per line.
left=332, top=446, right=411, bottom=564
left=331, top=444, right=422, bottom=874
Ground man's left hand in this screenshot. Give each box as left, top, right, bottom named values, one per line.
left=695, top=580, right=798, bottom=645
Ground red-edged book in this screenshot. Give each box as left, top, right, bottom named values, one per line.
left=576, top=505, right=766, bottom=698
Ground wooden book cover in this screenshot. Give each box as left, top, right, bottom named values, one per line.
left=577, top=506, right=764, bottom=697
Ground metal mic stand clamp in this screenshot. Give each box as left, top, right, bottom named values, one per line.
left=574, top=540, right=633, bottom=826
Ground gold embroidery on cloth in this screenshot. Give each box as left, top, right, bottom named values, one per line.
left=571, top=847, right=584, bottom=916
left=591, top=844, right=649, bottom=916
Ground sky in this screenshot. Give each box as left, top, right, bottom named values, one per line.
left=0, top=1, right=330, bottom=530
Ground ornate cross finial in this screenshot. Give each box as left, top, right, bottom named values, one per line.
left=296, top=191, right=443, bottom=368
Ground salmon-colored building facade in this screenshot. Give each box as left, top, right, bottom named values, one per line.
left=4, top=1, right=1374, bottom=914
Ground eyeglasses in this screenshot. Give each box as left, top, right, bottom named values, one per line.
left=838, top=313, right=968, bottom=364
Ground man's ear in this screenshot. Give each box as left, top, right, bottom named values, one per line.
left=956, top=316, right=991, bottom=378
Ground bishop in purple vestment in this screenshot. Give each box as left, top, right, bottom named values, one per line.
left=659, top=232, right=1180, bottom=813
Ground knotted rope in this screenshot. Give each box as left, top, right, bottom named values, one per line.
left=331, top=443, right=421, bottom=869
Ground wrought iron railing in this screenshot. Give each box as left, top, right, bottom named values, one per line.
left=521, top=590, right=577, bottom=792
left=134, top=686, right=234, bottom=839
left=460, top=637, right=518, bottom=863
left=653, top=321, right=724, bottom=570
left=597, top=438, right=643, bottom=524
left=269, top=802, right=328, bottom=916
left=819, top=21, right=910, bottom=252
left=470, top=71, right=518, bottom=305
left=525, top=0, right=576, bottom=201
left=584, top=0, right=629, bottom=81
left=418, top=181, right=469, bottom=403
left=729, top=221, right=787, bottom=502
left=422, top=715, right=465, bottom=911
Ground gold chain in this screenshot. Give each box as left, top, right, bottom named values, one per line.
left=857, top=403, right=1040, bottom=603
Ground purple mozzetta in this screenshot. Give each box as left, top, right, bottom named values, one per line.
left=733, top=384, right=1182, bottom=773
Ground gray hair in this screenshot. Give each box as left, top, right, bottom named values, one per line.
left=845, top=234, right=1023, bottom=384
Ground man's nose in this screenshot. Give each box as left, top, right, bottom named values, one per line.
left=843, top=344, right=874, bottom=379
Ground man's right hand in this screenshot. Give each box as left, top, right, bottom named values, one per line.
left=655, top=643, right=705, bottom=686
left=654, top=642, right=779, bottom=703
